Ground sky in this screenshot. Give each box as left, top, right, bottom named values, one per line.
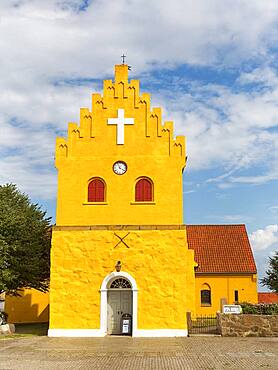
left=0, top=0, right=277, bottom=290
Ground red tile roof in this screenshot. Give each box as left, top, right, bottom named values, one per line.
left=186, top=225, right=257, bottom=274
left=258, top=292, right=278, bottom=304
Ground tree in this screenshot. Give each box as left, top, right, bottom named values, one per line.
left=261, top=250, right=278, bottom=293
left=0, top=184, right=51, bottom=295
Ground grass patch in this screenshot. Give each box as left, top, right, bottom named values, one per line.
left=0, top=322, right=48, bottom=339
left=15, top=322, right=48, bottom=335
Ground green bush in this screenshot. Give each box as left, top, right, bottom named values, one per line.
left=240, top=302, right=278, bottom=315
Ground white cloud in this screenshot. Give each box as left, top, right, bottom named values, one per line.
left=159, top=66, right=278, bottom=187
left=183, top=190, right=196, bottom=194
left=222, top=215, right=249, bottom=223
left=205, top=214, right=253, bottom=223
left=1, top=0, right=278, bottom=81
left=229, top=171, right=278, bottom=185
left=237, top=66, right=278, bottom=87
left=0, top=119, right=57, bottom=199
left=0, top=0, right=278, bottom=200
left=249, top=224, right=278, bottom=251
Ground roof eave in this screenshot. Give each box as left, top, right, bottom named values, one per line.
left=195, top=271, right=257, bottom=275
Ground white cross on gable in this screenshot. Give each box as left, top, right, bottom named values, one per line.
left=108, top=109, right=134, bottom=145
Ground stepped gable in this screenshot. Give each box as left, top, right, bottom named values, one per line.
left=187, top=224, right=257, bottom=274
left=55, top=64, right=185, bottom=161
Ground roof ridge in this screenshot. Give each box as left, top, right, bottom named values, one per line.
left=186, top=224, right=246, bottom=226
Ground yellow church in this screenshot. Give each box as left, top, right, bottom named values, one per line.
left=5, top=64, right=258, bottom=336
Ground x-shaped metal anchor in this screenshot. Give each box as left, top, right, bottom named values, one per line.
left=114, top=232, right=130, bottom=249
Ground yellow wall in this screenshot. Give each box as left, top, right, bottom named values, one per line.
left=49, top=65, right=194, bottom=332
left=49, top=228, right=195, bottom=330
left=195, top=274, right=258, bottom=316
left=5, top=289, right=49, bottom=323
left=5, top=272, right=258, bottom=324
left=55, top=64, right=185, bottom=226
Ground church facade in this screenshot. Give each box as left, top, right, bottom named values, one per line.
left=5, top=65, right=258, bottom=335
left=48, top=64, right=196, bottom=337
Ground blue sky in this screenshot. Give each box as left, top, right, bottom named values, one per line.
left=0, top=0, right=277, bottom=289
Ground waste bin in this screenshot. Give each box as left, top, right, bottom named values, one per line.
left=121, top=313, right=132, bottom=335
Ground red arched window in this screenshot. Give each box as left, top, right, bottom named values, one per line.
left=135, top=178, right=153, bottom=202
left=88, top=178, right=105, bottom=202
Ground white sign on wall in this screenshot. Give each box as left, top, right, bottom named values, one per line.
left=223, top=305, right=242, bottom=314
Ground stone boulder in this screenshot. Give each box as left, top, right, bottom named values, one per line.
left=0, top=324, right=15, bottom=335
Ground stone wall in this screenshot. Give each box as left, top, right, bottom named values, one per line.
left=218, top=313, right=278, bottom=337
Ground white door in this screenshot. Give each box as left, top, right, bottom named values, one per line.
left=107, top=290, right=132, bottom=335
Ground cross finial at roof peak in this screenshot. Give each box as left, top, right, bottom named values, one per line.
left=121, top=54, right=126, bottom=64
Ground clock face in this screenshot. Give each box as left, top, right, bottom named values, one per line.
left=113, top=161, right=127, bottom=175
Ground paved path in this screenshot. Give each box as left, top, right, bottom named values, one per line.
left=1, top=336, right=278, bottom=369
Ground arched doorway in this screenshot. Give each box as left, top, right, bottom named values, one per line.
left=107, top=277, right=132, bottom=334
left=100, top=271, right=138, bottom=336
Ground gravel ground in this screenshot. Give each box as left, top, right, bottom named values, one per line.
left=1, top=335, right=278, bottom=369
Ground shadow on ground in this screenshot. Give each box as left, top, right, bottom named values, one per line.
left=15, top=322, right=48, bottom=336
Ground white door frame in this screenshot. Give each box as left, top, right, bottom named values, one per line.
left=100, top=271, right=138, bottom=336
